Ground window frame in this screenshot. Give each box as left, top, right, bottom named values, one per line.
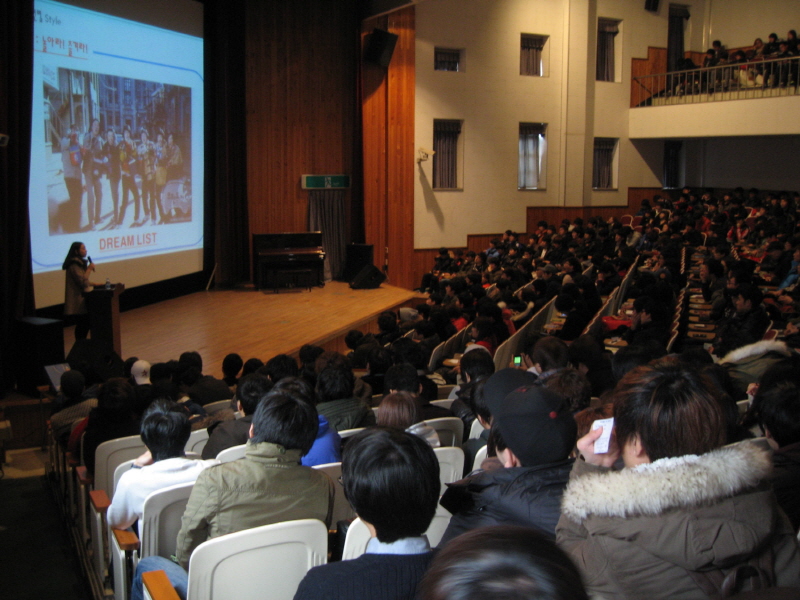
left=518, top=122, right=547, bottom=191
left=432, top=119, right=464, bottom=190
left=596, top=18, right=622, bottom=83
left=592, top=137, right=619, bottom=190
left=520, top=34, right=549, bottom=77
left=434, top=47, right=463, bottom=72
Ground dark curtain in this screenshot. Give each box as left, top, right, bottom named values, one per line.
left=663, top=140, right=683, bottom=188
left=597, top=19, right=619, bottom=82
left=0, top=0, right=36, bottom=395
left=520, top=35, right=545, bottom=76
left=308, top=190, right=347, bottom=280
left=668, top=6, right=690, bottom=72
left=593, top=138, right=617, bottom=189
left=433, top=120, right=461, bottom=189
left=434, top=49, right=460, bottom=72
left=205, top=0, right=250, bottom=287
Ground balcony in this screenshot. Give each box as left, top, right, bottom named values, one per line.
left=629, top=55, right=800, bottom=139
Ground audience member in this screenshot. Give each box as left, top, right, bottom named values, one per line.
left=314, top=366, right=375, bottom=432
left=385, top=363, right=452, bottom=421
left=376, top=391, right=440, bottom=447
left=82, top=378, right=140, bottom=475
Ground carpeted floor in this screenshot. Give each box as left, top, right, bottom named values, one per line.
left=0, top=476, right=92, bottom=600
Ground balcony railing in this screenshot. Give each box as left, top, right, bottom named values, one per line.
left=632, top=55, right=800, bottom=108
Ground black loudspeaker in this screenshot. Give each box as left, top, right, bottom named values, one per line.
left=645, top=0, right=659, bottom=12
left=350, top=264, right=386, bottom=290
left=341, top=244, right=374, bottom=282
left=66, top=338, right=125, bottom=383
left=364, top=28, right=398, bottom=68
left=14, top=317, right=65, bottom=396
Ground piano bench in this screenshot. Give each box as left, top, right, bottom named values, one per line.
left=274, top=269, right=314, bottom=293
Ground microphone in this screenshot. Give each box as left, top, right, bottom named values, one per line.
left=87, top=255, right=93, bottom=264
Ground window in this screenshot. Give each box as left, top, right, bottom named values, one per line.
left=592, top=138, right=618, bottom=189
left=434, top=48, right=462, bottom=72
left=596, top=18, right=620, bottom=82
left=663, top=140, right=683, bottom=189
left=433, top=119, right=462, bottom=189
left=518, top=123, right=547, bottom=190
left=520, top=34, right=548, bottom=76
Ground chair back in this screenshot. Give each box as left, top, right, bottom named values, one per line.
left=342, top=505, right=453, bottom=560
left=337, top=427, right=365, bottom=440
left=313, top=462, right=355, bottom=525
left=186, top=519, right=328, bottom=600
left=216, top=444, right=247, bottom=463
left=430, top=398, right=454, bottom=410
left=468, top=419, right=484, bottom=440
left=472, top=444, right=488, bottom=472
left=433, top=446, right=465, bottom=494
left=426, top=417, right=464, bottom=448
left=95, top=434, right=147, bottom=494
left=140, top=481, right=195, bottom=559
left=202, top=400, right=232, bottom=416
left=112, top=459, right=135, bottom=497
left=185, top=428, right=210, bottom=456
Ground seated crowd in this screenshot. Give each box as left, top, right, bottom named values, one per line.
left=48, top=184, right=800, bottom=599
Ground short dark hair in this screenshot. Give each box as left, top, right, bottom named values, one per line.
left=242, top=357, right=264, bottom=376
left=736, top=284, right=763, bottom=308
left=385, top=363, right=420, bottom=394
left=613, top=363, right=726, bottom=461
left=541, top=368, right=592, bottom=413
left=179, top=351, right=203, bottom=372
left=378, top=311, right=399, bottom=333
left=222, top=353, right=243, bottom=378
left=342, top=428, right=439, bottom=543
left=611, top=340, right=666, bottom=382
left=704, top=259, right=724, bottom=279
left=757, top=382, right=800, bottom=447
left=97, top=378, right=135, bottom=420
left=250, top=390, right=318, bottom=454
left=263, top=354, right=299, bottom=382
left=530, top=337, right=569, bottom=373
left=460, top=349, right=495, bottom=382
left=420, top=526, right=588, bottom=600
left=140, top=399, right=191, bottom=462
left=315, top=366, right=355, bottom=403
left=235, top=374, right=274, bottom=415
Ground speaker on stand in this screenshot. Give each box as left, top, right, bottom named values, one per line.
left=350, top=265, right=386, bottom=290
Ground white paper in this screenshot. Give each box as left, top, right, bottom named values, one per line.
left=591, top=417, right=614, bottom=454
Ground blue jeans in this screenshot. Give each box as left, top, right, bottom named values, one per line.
left=131, top=556, right=189, bottom=600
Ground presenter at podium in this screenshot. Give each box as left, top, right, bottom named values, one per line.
left=62, top=241, right=102, bottom=340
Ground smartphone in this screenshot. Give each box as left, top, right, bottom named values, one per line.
left=513, top=355, right=522, bottom=367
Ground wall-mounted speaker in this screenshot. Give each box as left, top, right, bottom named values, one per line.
left=350, top=264, right=386, bottom=290
left=364, top=28, right=398, bottom=68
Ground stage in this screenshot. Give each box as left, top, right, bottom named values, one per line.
left=62, top=282, right=418, bottom=376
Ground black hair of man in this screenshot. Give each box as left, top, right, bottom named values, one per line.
left=758, top=381, right=800, bottom=447
left=460, top=349, right=496, bottom=382
left=222, top=353, right=243, bottom=380
left=272, top=376, right=316, bottom=405
left=235, top=374, right=274, bottom=416
left=242, top=358, right=264, bottom=377
left=140, top=399, right=191, bottom=462
left=470, top=379, right=492, bottom=423
left=367, top=346, right=394, bottom=376
left=299, top=345, right=325, bottom=367
left=315, top=366, right=355, bottom=403
left=250, top=389, right=318, bottom=454
left=345, top=330, right=365, bottom=351
left=263, top=353, right=299, bottom=383
left=736, top=284, right=763, bottom=308
left=611, top=340, right=666, bottom=382
left=391, top=337, right=428, bottom=371
left=385, top=362, right=421, bottom=394
left=97, top=377, right=135, bottom=418
left=554, top=293, right=575, bottom=314
left=528, top=337, right=569, bottom=373
left=179, top=351, right=203, bottom=372
left=705, top=259, right=724, bottom=279
left=342, top=427, right=439, bottom=543
left=378, top=311, right=399, bottom=334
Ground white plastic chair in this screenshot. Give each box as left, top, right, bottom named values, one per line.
left=341, top=504, right=452, bottom=560
left=203, top=399, right=232, bottom=415
left=426, top=417, right=464, bottom=448
left=111, top=481, right=195, bottom=600
left=468, top=419, right=484, bottom=440
left=216, top=444, right=247, bottom=463
left=184, top=428, right=210, bottom=456
left=472, top=444, right=488, bottom=472
left=143, top=519, right=328, bottom=600
left=433, top=446, right=465, bottom=495
left=313, top=462, right=355, bottom=525
left=337, top=427, right=365, bottom=440
left=430, top=398, right=454, bottom=410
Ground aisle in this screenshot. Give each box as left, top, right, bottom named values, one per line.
left=0, top=476, right=91, bottom=600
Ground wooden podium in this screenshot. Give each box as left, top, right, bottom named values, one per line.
left=85, top=284, right=125, bottom=356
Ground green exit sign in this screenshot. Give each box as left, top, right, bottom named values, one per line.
left=301, top=174, right=350, bottom=190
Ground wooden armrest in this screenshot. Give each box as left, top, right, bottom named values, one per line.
left=113, top=528, right=140, bottom=552
left=89, top=489, right=111, bottom=513
left=142, top=570, right=181, bottom=600
left=76, top=465, right=93, bottom=485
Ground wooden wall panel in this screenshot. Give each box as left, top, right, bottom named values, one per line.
left=245, top=1, right=357, bottom=277
left=631, top=47, right=668, bottom=107
left=361, top=7, right=417, bottom=290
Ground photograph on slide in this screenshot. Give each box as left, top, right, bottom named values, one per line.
left=44, top=67, right=192, bottom=236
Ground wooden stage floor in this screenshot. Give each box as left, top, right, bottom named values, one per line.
left=63, top=282, right=417, bottom=377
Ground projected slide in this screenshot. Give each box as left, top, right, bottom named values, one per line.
left=30, top=0, right=203, bottom=274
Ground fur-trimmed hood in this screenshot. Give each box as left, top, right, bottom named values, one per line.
left=720, top=339, right=791, bottom=365
left=561, top=441, right=771, bottom=522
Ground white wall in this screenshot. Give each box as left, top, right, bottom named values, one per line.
left=684, top=136, right=800, bottom=191
left=707, top=0, right=800, bottom=49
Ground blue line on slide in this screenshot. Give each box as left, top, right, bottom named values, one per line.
left=93, top=51, right=203, bottom=82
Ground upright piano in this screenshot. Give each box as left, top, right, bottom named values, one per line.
left=252, top=232, right=326, bottom=290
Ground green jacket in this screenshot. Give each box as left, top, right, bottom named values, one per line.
left=176, top=441, right=333, bottom=568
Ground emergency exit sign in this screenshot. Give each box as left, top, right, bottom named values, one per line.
left=301, top=175, right=350, bottom=189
